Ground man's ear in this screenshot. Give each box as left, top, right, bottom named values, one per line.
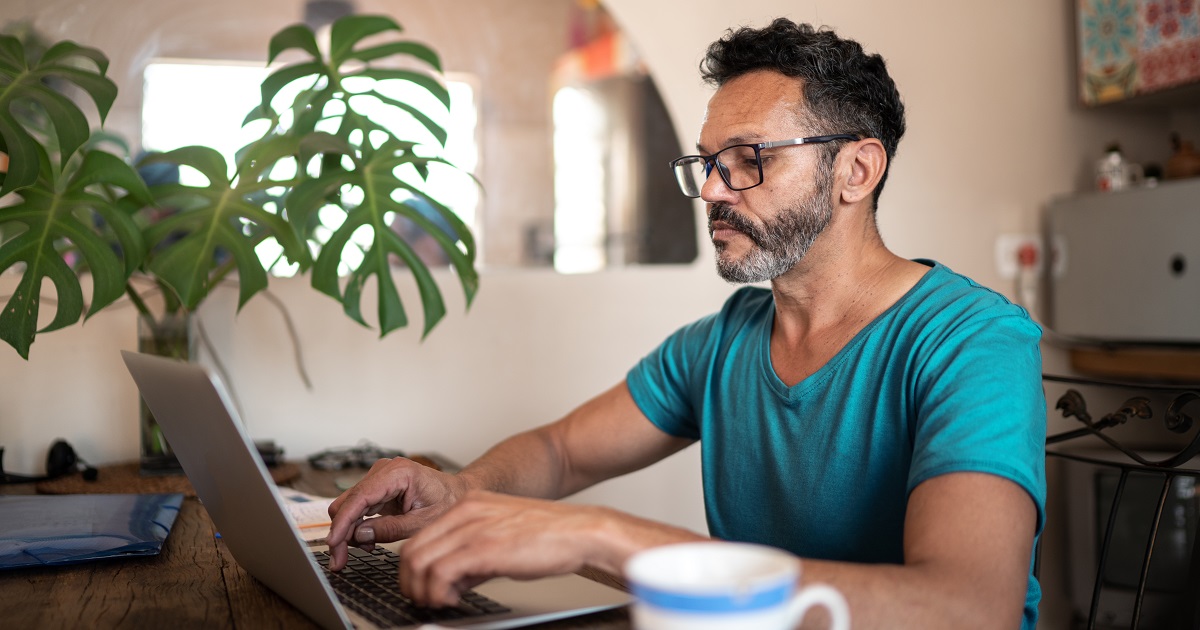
left=839, top=139, right=887, bottom=205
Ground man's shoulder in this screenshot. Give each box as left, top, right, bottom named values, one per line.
left=914, top=260, right=1030, bottom=314
left=905, top=259, right=1042, bottom=339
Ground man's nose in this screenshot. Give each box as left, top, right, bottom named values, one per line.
left=700, top=164, right=738, bottom=204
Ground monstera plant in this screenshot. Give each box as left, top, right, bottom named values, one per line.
left=0, top=16, right=479, bottom=468
left=0, top=14, right=479, bottom=362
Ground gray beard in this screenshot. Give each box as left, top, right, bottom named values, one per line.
left=709, top=184, right=833, bottom=284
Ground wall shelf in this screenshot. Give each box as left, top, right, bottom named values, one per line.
left=1068, top=346, right=1200, bottom=383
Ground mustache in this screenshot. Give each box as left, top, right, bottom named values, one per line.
left=707, top=203, right=764, bottom=245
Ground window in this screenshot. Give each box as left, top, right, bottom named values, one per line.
left=552, top=86, right=607, bottom=274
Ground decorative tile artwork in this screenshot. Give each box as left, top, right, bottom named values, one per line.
left=1079, top=0, right=1200, bottom=104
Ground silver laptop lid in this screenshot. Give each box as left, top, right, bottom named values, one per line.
left=121, top=351, right=352, bottom=629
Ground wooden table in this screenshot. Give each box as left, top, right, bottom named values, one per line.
left=0, top=462, right=631, bottom=629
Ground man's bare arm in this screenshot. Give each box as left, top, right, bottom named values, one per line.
left=794, top=472, right=1037, bottom=630
left=457, top=380, right=695, bottom=499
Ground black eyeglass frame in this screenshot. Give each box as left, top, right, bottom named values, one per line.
left=669, top=133, right=861, bottom=198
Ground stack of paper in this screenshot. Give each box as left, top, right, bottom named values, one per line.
left=278, top=487, right=336, bottom=542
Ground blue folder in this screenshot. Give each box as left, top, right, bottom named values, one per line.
left=0, top=493, right=184, bottom=569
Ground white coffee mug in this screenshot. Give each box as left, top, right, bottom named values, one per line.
left=625, top=542, right=849, bottom=630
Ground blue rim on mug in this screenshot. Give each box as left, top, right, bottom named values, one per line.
left=629, top=576, right=794, bottom=613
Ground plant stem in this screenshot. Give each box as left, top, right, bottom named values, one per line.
left=123, top=283, right=154, bottom=326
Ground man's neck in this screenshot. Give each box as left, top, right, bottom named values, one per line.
left=764, top=217, right=928, bottom=386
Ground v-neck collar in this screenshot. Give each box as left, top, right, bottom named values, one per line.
left=757, top=259, right=940, bottom=402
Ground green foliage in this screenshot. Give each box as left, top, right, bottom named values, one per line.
left=0, top=148, right=151, bottom=358
left=0, top=36, right=116, bottom=198
left=0, top=15, right=480, bottom=358
left=262, top=14, right=477, bottom=336
left=0, top=34, right=138, bottom=358
left=139, top=144, right=313, bottom=311
left=153, top=13, right=477, bottom=338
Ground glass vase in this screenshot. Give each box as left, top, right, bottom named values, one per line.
left=137, top=311, right=193, bottom=474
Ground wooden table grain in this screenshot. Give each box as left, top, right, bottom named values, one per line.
left=0, top=463, right=631, bottom=629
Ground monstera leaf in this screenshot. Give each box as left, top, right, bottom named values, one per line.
left=0, top=144, right=151, bottom=358
left=250, top=14, right=475, bottom=336
left=0, top=34, right=117, bottom=198
left=262, top=15, right=449, bottom=145
left=140, top=143, right=320, bottom=311
left=288, top=137, right=478, bottom=338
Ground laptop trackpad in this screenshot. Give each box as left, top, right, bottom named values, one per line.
left=467, top=574, right=630, bottom=628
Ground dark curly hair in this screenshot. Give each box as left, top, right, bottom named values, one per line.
left=700, top=18, right=906, bottom=207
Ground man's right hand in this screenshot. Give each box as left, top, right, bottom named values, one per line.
left=323, top=381, right=691, bottom=573
left=325, top=456, right=470, bottom=571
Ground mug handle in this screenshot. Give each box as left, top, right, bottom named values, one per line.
left=787, top=583, right=850, bottom=630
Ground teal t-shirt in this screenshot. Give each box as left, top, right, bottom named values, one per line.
left=627, top=260, right=1046, bottom=629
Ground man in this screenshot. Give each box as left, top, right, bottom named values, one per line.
left=327, top=18, right=1046, bottom=629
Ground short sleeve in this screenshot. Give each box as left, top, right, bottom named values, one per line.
left=626, top=314, right=718, bottom=440
left=908, top=308, right=1047, bottom=533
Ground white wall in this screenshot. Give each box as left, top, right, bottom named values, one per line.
left=0, top=2, right=1177, bottom=626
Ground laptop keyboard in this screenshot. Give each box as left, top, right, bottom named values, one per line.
left=312, top=547, right=511, bottom=628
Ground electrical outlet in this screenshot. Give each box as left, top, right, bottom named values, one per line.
left=994, top=233, right=1042, bottom=279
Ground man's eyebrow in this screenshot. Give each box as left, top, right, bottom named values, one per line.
left=697, top=134, right=766, bottom=154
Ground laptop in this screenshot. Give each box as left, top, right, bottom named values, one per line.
left=121, top=351, right=629, bottom=629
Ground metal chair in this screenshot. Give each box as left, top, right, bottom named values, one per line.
left=1043, top=374, right=1200, bottom=630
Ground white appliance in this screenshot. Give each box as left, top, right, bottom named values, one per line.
left=1045, top=178, right=1200, bottom=343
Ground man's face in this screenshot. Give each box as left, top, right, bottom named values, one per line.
left=698, top=71, right=835, bottom=283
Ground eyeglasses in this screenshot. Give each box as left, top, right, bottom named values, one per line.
left=669, top=134, right=860, bottom=198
